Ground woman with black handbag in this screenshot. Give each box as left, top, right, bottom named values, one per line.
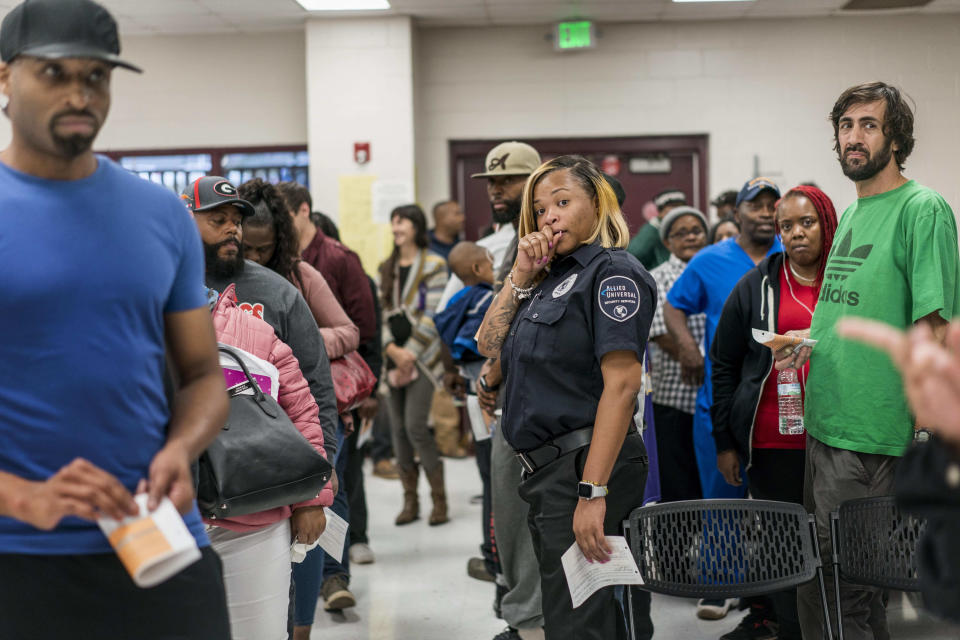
left=379, top=205, right=451, bottom=526
left=204, top=284, right=333, bottom=640
left=237, top=179, right=374, bottom=629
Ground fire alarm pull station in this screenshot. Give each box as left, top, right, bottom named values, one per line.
left=354, top=142, right=370, bottom=165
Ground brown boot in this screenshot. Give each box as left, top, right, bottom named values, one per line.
left=395, top=465, right=420, bottom=525
left=426, top=462, right=450, bottom=526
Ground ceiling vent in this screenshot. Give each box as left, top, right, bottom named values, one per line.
left=842, top=0, right=933, bottom=10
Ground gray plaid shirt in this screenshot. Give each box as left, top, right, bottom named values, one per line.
left=648, top=254, right=706, bottom=414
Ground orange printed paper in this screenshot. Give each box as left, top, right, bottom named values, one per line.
left=108, top=517, right=174, bottom=577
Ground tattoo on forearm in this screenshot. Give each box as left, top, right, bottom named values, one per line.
left=480, top=293, right=520, bottom=355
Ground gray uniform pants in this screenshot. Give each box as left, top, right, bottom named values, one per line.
left=492, top=422, right=545, bottom=630
left=797, top=434, right=897, bottom=640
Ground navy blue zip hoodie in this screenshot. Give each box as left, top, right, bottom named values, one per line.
left=710, top=252, right=786, bottom=465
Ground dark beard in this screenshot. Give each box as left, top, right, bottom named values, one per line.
left=49, top=112, right=98, bottom=157
left=491, top=196, right=521, bottom=225
left=204, top=240, right=245, bottom=279
left=840, top=138, right=893, bottom=182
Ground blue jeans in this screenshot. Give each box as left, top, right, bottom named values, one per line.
left=292, top=422, right=351, bottom=626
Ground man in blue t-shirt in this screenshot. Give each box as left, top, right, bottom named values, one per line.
left=0, top=2, right=230, bottom=638
left=662, top=177, right=782, bottom=629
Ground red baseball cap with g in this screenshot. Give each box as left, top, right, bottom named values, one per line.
left=181, top=176, right=255, bottom=217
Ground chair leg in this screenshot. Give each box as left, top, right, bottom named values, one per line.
left=816, top=565, right=835, bottom=640
left=830, top=512, right=844, bottom=640
left=810, top=515, right=835, bottom=640
left=623, top=519, right=637, bottom=640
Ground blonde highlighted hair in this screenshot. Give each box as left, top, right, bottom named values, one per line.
left=518, top=155, right=630, bottom=250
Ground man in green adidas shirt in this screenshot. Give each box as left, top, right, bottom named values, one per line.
left=790, top=82, right=960, bottom=639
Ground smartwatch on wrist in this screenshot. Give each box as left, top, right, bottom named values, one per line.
left=478, top=375, right=499, bottom=393
left=578, top=481, right=608, bottom=500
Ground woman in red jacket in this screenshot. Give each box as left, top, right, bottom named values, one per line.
left=710, top=186, right=838, bottom=640
left=205, top=284, right=333, bottom=640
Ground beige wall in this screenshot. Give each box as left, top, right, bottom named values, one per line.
left=1, top=15, right=958, bottom=220
left=414, top=15, right=960, bottom=217
left=0, top=31, right=308, bottom=151
left=305, top=16, right=416, bottom=273
left=305, top=16, right=416, bottom=217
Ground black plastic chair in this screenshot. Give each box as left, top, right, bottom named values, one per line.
left=623, top=499, right=833, bottom=640
left=829, top=496, right=926, bottom=640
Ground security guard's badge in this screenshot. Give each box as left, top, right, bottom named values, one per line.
left=552, top=273, right=578, bottom=298
left=597, top=276, right=640, bottom=322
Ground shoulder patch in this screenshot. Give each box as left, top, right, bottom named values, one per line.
left=552, top=273, right=578, bottom=298
left=597, top=275, right=640, bottom=322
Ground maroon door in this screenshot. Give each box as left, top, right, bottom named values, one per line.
left=449, top=136, right=708, bottom=242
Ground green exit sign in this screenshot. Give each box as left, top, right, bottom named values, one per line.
left=555, top=20, right=595, bottom=51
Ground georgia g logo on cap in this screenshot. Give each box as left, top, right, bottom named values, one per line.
left=213, top=181, right=237, bottom=196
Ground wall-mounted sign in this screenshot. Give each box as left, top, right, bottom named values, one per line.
left=629, top=155, right=672, bottom=174
left=601, top=154, right=621, bottom=176
left=354, top=142, right=370, bottom=165
left=555, top=20, right=595, bottom=51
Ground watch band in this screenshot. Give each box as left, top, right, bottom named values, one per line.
left=578, top=481, right=609, bottom=500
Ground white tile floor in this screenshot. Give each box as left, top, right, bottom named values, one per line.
left=307, top=457, right=958, bottom=640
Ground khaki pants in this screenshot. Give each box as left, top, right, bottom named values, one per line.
left=430, top=388, right=466, bottom=457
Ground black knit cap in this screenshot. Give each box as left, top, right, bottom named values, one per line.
left=0, top=0, right=141, bottom=73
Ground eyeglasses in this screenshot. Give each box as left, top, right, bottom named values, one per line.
left=668, top=227, right=706, bottom=241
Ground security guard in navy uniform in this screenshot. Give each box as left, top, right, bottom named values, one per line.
left=478, top=155, right=655, bottom=640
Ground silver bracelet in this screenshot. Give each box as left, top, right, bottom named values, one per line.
left=508, top=271, right=535, bottom=301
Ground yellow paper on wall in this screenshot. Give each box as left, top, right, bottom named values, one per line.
left=338, top=175, right=394, bottom=278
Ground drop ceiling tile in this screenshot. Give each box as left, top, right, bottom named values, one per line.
left=199, top=0, right=306, bottom=15
left=45, top=0, right=960, bottom=36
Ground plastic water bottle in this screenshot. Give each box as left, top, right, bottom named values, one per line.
left=777, top=368, right=805, bottom=435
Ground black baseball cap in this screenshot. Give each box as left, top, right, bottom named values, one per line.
left=0, top=0, right=142, bottom=73
left=181, top=177, right=255, bottom=218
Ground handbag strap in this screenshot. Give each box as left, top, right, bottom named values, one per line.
left=218, top=345, right=267, bottom=403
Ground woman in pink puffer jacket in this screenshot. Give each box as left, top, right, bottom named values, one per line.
left=205, top=284, right=333, bottom=640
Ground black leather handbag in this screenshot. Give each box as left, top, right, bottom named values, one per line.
left=198, top=346, right=333, bottom=520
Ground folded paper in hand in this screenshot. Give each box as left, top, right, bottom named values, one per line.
left=290, top=507, right=348, bottom=564
left=97, top=495, right=201, bottom=588
left=751, top=328, right=817, bottom=353
left=561, top=536, right=644, bottom=608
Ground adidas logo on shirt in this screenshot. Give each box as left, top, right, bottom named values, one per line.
left=820, top=229, right=874, bottom=307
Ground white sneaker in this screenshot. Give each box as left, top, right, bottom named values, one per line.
left=696, top=598, right=738, bottom=620
left=349, top=542, right=375, bottom=565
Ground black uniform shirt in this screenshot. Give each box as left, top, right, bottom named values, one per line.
left=500, top=242, right=657, bottom=452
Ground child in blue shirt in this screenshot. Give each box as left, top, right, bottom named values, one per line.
left=435, top=242, right=495, bottom=377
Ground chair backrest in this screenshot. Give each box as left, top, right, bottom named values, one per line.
left=832, top=496, right=925, bottom=592
left=625, top=499, right=821, bottom=599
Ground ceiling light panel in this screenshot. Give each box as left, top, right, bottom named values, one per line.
left=295, top=0, right=390, bottom=10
